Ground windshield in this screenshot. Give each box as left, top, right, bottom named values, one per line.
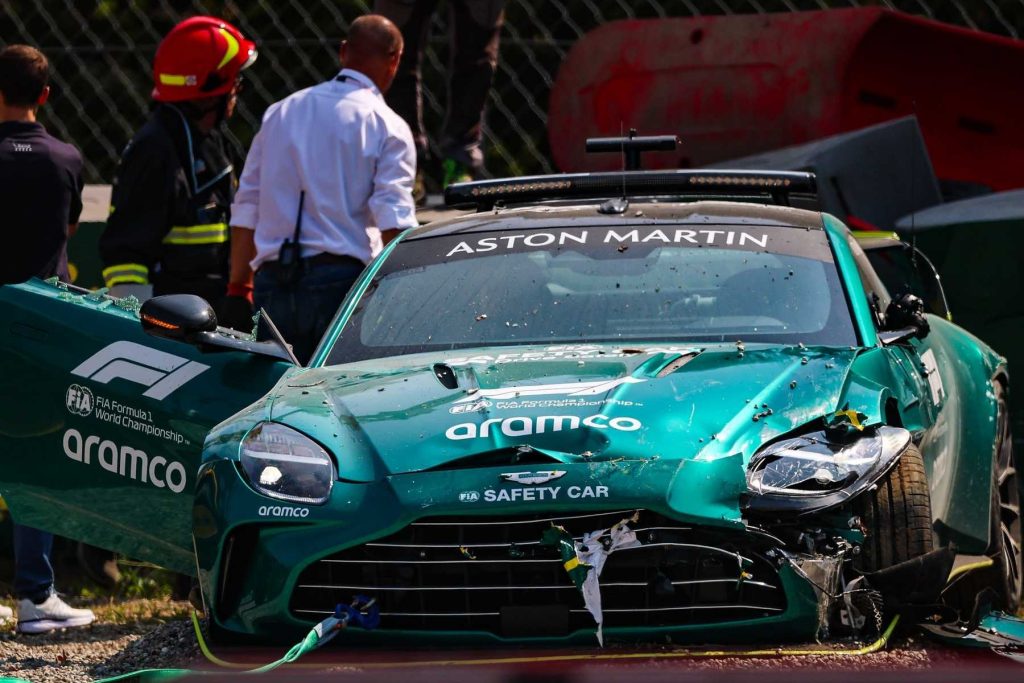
left=326, top=224, right=856, bottom=364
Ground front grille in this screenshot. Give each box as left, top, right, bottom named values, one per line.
left=289, top=510, right=785, bottom=636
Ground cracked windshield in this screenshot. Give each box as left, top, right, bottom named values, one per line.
left=328, top=224, right=857, bottom=364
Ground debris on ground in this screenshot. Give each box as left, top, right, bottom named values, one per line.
left=0, top=617, right=196, bottom=683
left=0, top=597, right=195, bottom=683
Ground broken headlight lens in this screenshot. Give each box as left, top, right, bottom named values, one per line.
left=240, top=422, right=334, bottom=505
left=747, top=426, right=910, bottom=496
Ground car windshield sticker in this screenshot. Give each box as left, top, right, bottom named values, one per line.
left=445, top=228, right=770, bottom=257
left=394, top=224, right=835, bottom=265
left=327, top=221, right=857, bottom=364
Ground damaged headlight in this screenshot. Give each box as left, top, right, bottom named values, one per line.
left=745, top=425, right=910, bottom=512
left=239, top=422, right=335, bottom=505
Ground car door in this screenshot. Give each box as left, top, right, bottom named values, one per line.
left=0, top=281, right=289, bottom=574
left=854, top=240, right=947, bottom=428
left=848, top=237, right=992, bottom=548
left=848, top=236, right=936, bottom=425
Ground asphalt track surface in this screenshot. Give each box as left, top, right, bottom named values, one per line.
left=179, top=639, right=1023, bottom=682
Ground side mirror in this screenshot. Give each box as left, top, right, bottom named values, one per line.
left=879, top=293, right=930, bottom=345
left=140, top=294, right=217, bottom=343
left=139, top=295, right=297, bottom=364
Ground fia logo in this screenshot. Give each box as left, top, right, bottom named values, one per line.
left=449, top=399, right=492, bottom=414
left=459, top=491, right=480, bottom=503
left=66, top=384, right=94, bottom=417
left=70, top=341, right=209, bottom=400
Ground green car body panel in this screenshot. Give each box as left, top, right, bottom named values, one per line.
left=0, top=282, right=290, bottom=574
left=0, top=199, right=1007, bottom=643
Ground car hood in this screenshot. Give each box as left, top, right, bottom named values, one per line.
left=266, top=343, right=863, bottom=483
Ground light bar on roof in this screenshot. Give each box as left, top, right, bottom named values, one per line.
left=688, top=175, right=795, bottom=187
left=445, top=170, right=817, bottom=210
left=470, top=179, right=573, bottom=197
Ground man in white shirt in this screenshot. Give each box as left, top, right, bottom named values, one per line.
left=226, top=15, right=417, bottom=363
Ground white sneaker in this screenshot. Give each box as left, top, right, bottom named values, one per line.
left=16, top=594, right=95, bottom=634
left=0, top=603, right=13, bottom=623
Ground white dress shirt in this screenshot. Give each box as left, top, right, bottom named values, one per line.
left=231, top=69, right=417, bottom=270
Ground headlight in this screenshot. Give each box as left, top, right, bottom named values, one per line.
left=240, top=422, right=334, bottom=505
left=745, top=425, right=910, bottom=511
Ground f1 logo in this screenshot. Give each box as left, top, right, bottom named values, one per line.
left=70, top=341, right=209, bottom=400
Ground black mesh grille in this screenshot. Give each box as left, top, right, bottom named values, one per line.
left=289, top=510, right=785, bottom=636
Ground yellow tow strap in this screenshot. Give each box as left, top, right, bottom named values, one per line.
left=946, top=557, right=995, bottom=583
left=191, top=611, right=249, bottom=669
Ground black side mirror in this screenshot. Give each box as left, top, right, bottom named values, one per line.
left=879, top=293, right=930, bottom=345
left=140, top=294, right=217, bottom=343
left=140, top=296, right=296, bottom=363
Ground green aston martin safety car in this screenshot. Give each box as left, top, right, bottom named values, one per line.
left=0, top=165, right=1019, bottom=646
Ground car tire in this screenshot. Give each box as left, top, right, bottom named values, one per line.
left=856, top=443, right=933, bottom=570
left=944, top=382, right=1022, bottom=614
left=992, top=382, right=1023, bottom=610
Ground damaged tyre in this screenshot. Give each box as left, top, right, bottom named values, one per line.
left=837, top=443, right=933, bottom=637
left=856, top=443, right=934, bottom=570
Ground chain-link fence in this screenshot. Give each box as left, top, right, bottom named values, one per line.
left=2, top=0, right=1023, bottom=184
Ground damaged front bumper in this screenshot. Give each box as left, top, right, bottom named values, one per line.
left=194, top=457, right=831, bottom=644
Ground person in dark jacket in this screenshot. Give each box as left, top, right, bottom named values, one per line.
left=0, top=44, right=96, bottom=635
left=0, top=46, right=83, bottom=285
left=100, top=16, right=257, bottom=312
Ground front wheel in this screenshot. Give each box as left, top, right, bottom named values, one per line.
left=855, top=443, right=934, bottom=571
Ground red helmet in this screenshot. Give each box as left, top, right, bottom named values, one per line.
left=152, top=16, right=257, bottom=102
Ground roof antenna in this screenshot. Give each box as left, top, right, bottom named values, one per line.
left=598, top=123, right=630, bottom=215
left=909, top=100, right=919, bottom=267
left=621, top=124, right=628, bottom=200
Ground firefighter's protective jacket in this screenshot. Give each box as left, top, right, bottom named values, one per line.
left=100, top=104, right=234, bottom=303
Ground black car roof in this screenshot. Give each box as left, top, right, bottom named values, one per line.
left=405, top=200, right=825, bottom=241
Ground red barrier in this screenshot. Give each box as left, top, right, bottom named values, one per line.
left=549, top=8, right=1024, bottom=190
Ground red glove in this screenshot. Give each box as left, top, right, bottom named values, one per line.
left=226, top=281, right=253, bottom=303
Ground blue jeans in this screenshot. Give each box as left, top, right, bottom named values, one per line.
left=254, top=260, right=364, bottom=364
left=13, top=523, right=54, bottom=603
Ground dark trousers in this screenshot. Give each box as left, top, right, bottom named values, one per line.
left=254, top=259, right=365, bottom=365
left=376, top=0, right=506, bottom=171
left=13, top=523, right=54, bottom=603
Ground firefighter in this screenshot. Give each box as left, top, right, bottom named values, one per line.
left=100, top=16, right=257, bottom=309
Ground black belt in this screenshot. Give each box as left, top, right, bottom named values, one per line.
left=259, top=253, right=363, bottom=273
